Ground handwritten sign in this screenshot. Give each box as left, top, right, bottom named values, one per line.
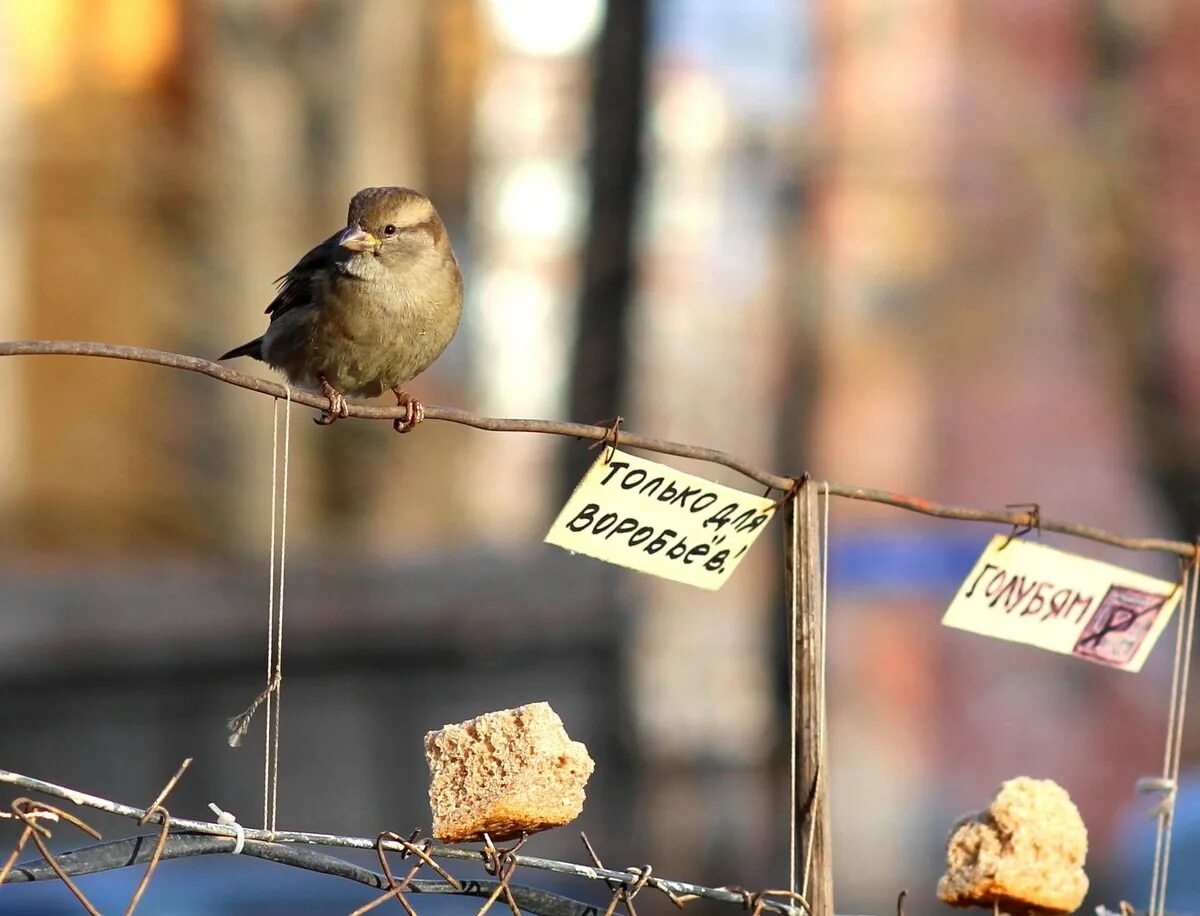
left=545, top=448, right=777, bottom=590
left=942, top=535, right=1180, bottom=672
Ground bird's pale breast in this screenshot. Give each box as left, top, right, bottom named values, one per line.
left=263, top=253, right=462, bottom=397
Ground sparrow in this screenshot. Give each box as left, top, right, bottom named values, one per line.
left=220, top=186, right=463, bottom=432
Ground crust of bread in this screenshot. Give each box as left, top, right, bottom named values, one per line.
left=936, top=777, right=1088, bottom=913
left=424, top=702, right=595, bottom=844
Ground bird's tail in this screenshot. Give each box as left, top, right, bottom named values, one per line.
left=219, top=337, right=264, bottom=361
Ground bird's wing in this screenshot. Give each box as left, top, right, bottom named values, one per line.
left=265, top=230, right=349, bottom=320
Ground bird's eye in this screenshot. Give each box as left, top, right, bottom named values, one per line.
left=383, top=224, right=397, bottom=236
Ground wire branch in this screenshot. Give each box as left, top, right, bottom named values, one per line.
left=0, top=339, right=1194, bottom=559
left=0, top=767, right=803, bottom=916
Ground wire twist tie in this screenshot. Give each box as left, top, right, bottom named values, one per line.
left=588, top=416, right=624, bottom=464
left=998, top=503, right=1041, bottom=550
left=770, top=473, right=809, bottom=511
left=624, top=865, right=653, bottom=900
left=1136, top=776, right=1177, bottom=821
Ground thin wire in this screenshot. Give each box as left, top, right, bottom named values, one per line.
left=1154, top=562, right=1197, bottom=916
left=788, top=490, right=799, bottom=898
left=263, top=397, right=280, bottom=830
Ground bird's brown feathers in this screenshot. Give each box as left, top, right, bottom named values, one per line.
left=264, top=229, right=346, bottom=319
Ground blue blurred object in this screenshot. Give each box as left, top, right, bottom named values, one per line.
left=0, top=853, right=480, bottom=915
left=1115, top=765, right=1200, bottom=911
left=828, top=532, right=988, bottom=594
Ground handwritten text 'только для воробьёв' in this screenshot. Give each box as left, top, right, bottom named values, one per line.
left=544, top=448, right=778, bottom=591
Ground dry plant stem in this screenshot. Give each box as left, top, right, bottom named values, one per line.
left=0, top=339, right=1193, bottom=559
left=0, top=768, right=804, bottom=916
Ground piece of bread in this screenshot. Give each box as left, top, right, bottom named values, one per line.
left=937, top=777, right=1088, bottom=914
left=425, top=702, right=595, bottom=843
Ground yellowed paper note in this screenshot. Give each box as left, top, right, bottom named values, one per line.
left=545, top=448, right=777, bottom=590
left=942, top=534, right=1180, bottom=672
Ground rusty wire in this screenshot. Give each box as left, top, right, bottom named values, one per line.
left=477, top=832, right=528, bottom=916
left=1, top=762, right=190, bottom=916
left=997, top=503, right=1041, bottom=550
left=581, top=831, right=694, bottom=916
left=721, top=887, right=813, bottom=916
left=124, top=758, right=192, bottom=915
left=581, top=831, right=633, bottom=916
left=6, top=799, right=102, bottom=915
left=0, top=812, right=37, bottom=889
left=141, top=759, right=192, bottom=817
left=0, top=339, right=1195, bottom=558
left=123, top=805, right=171, bottom=916
left=349, top=832, right=422, bottom=916
left=394, top=834, right=461, bottom=890
left=587, top=415, right=624, bottom=464
left=348, top=829, right=465, bottom=916
left=0, top=807, right=60, bottom=888
left=749, top=890, right=812, bottom=916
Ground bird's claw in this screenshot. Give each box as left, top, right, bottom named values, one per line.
left=315, top=378, right=351, bottom=426
left=391, top=389, right=424, bottom=434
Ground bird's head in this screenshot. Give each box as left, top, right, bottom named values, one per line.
left=337, top=187, right=450, bottom=265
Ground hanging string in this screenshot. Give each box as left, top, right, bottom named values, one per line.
left=1146, top=555, right=1197, bottom=916
left=262, top=396, right=280, bottom=828
left=225, top=389, right=291, bottom=837
left=264, top=386, right=291, bottom=834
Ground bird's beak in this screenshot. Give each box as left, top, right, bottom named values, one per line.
left=337, top=224, right=380, bottom=252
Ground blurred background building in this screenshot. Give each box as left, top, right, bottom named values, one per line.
left=2, top=0, right=1200, bottom=912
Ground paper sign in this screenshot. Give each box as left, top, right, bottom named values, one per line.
left=545, top=448, right=777, bottom=589
left=942, top=535, right=1180, bottom=672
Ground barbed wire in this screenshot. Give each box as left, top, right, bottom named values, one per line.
left=4, top=832, right=597, bottom=916
left=0, top=767, right=808, bottom=916
left=0, top=339, right=1193, bottom=559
